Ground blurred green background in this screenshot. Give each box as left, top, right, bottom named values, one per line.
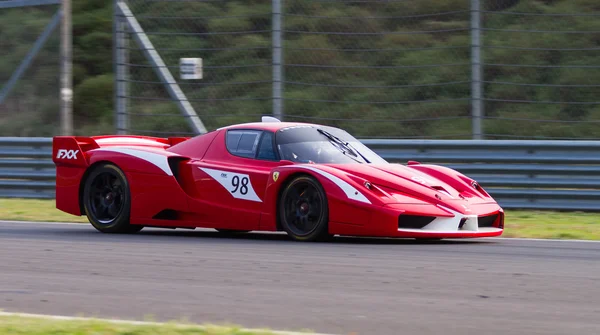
left=1, top=0, right=599, bottom=139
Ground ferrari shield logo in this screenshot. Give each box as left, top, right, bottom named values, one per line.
left=273, top=171, right=279, bottom=182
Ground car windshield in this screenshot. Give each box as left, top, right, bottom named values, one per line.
left=275, top=125, right=388, bottom=164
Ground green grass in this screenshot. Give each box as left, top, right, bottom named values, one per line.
left=0, top=314, right=284, bottom=335
left=501, top=210, right=600, bottom=240
left=0, top=199, right=89, bottom=223
left=2, top=198, right=600, bottom=240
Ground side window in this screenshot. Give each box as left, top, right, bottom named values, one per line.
left=226, top=131, right=242, bottom=152
left=226, top=130, right=261, bottom=158
left=257, top=131, right=278, bottom=161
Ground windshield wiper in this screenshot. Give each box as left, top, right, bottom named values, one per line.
left=317, top=128, right=371, bottom=163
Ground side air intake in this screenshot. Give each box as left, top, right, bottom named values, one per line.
left=168, top=156, right=191, bottom=186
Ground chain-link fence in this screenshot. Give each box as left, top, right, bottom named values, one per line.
left=116, top=0, right=273, bottom=136
left=281, top=0, right=472, bottom=139
left=482, top=1, right=600, bottom=140
left=115, top=0, right=600, bottom=140
left=0, top=1, right=61, bottom=137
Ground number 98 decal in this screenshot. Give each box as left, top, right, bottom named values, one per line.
left=199, top=167, right=262, bottom=202
left=231, top=175, right=249, bottom=195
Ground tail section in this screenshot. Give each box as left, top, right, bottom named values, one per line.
left=52, top=136, right=99, bottom=168
left=52, top=135, right=191, bottom=216
left=52, top=136, right=100, bottom=216
left=52, top=135, right=191, bottom=168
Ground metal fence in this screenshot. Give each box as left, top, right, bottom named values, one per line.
left=0, top=137, right=55, bottom=199
left=0, top=0, right=63, bottom=137
left=2, top=137, right=599, bottom=211
left=114, top=0, right=600, bottom=140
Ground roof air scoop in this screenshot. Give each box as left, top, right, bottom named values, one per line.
left=262, top=116, right=281, bottom=123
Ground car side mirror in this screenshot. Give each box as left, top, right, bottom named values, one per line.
left=278, top=160, right=295, bottom=166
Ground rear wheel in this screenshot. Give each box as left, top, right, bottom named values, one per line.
left=279, top=175, right=331, bottom=242
left=82, top=163, right=142, bottom=234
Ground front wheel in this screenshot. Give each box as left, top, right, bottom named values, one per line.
left=279, top=175, right=331, bottom=242
left=82, top=163, right=142, bottom=234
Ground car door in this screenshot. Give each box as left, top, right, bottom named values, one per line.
left=188, top=129, right=281, bottom=230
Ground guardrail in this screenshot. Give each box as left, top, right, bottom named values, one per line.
left=362, top=139, right=600, bottom=211
left=2, top=137, right=599, bottom=211
left=0, top=137, right=55, bottom=199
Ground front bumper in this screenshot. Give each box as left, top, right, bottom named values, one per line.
left=330, top=202, right=504, bottom=239
left=395, top=205, right=504, bottom=238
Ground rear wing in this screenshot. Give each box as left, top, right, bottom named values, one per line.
left=52, top=135, right=190, bottom=167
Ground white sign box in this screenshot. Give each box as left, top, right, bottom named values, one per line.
left=180, top=58, right=203, bottom=80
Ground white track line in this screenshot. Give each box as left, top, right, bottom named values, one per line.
left=485, top=237, right=600, bottom=243
left=0, top=220, right=85, bottom=226
left=2, top=220, right=599, bottom=243
left=0, top=311, right=333, bottom=335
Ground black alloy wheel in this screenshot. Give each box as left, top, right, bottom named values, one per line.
left=82, top=163, right=142, bottom=233
left=279, top=175, right=331, bottom=242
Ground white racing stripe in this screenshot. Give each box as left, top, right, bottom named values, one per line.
left=0, top=312, right=334, bottom=335
left=397, top=228, right=503, bottom=234
left=287, top=165, right=371, bottom=204
left=92, top=147, right=175, bottom=176
left=94, top=137, right=169, bottom=146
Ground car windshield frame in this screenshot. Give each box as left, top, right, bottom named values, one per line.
left=274, top=125, right=388, bottom=165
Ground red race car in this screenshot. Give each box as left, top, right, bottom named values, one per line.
left=52, top=117, right=504, bottom=241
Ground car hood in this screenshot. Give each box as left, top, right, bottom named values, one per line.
left=324, top=163, right=495, bottom=210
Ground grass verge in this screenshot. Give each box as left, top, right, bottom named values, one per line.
left=0, top=314, right=292, bottom=335
left=0, top=199, right=89, bottom=223
left=1, top=198, right=600, bottom=240
left=500, top=210, right=600, bottom=240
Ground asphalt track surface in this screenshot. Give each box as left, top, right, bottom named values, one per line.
left=1, top=221, right=599, bottom=335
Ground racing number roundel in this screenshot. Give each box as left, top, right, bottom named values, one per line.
left=199, top=167, right=262, bottom=202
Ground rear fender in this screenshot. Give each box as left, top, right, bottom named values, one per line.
left=52, top=135, right=191, bottom=217
left=86, top=148, right=177, bottom=177
left=53, top=136, right=101, bottom=215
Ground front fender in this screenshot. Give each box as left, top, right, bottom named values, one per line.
left=259, top=164, right=383, bottom=230
left=408, top=163, right=493, bottom=200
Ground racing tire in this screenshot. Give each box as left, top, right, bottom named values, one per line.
left=82, top=163, right=143, bottom=234
left=279, top=175, right=332, bottom=242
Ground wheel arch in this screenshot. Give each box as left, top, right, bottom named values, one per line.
left=78, top=160, right=124, bottom=215
left=275, top=171, right=316, bottom=231
left=274, top=170, right=332, bottom=241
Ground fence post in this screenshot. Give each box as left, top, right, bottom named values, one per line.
left=272, top=0, right=283, bottom=121
left=470, top=0, right=483, bottom=139
left=60, top=0, right=73, bottom=135
left=114, top=0, right=128, bottom=134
